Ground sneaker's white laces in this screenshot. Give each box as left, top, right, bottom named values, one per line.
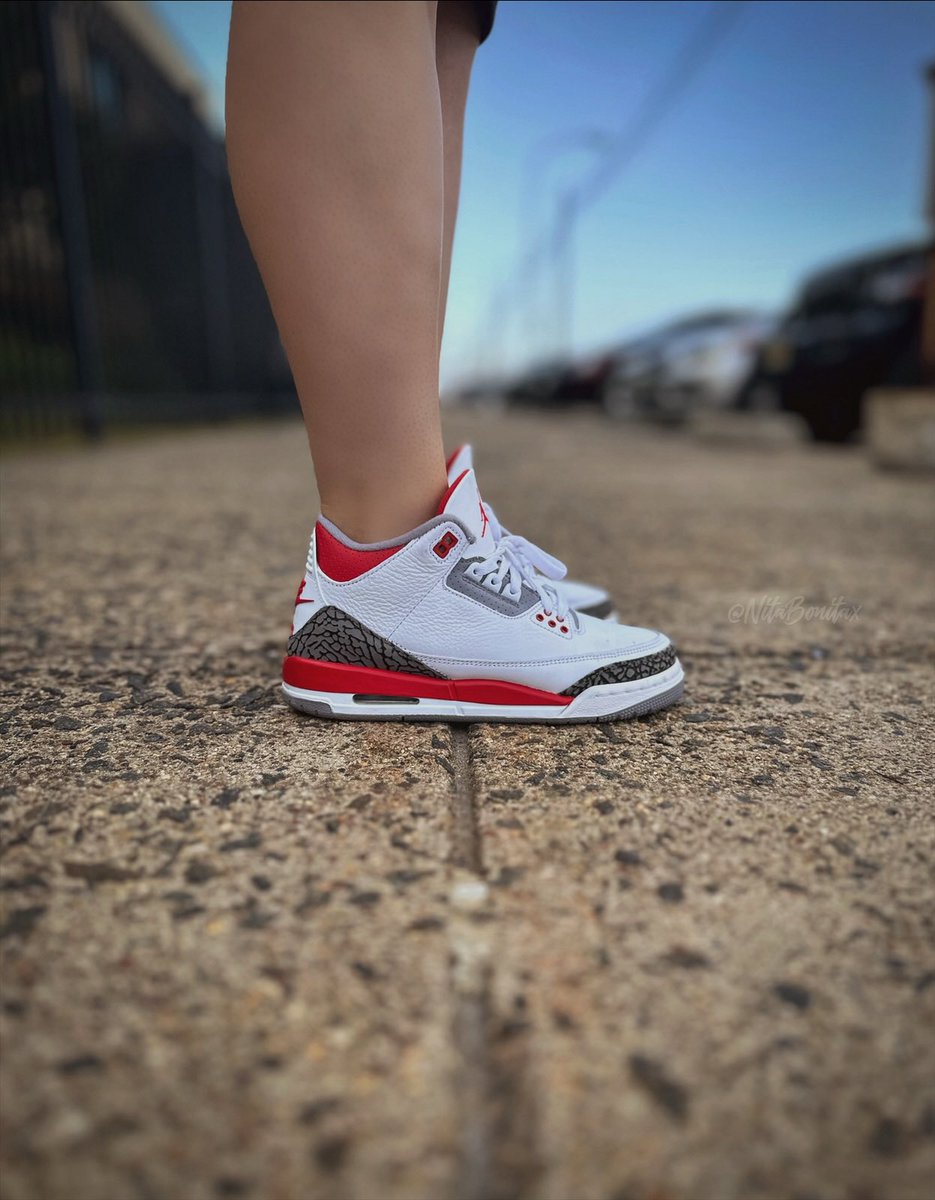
left=468, top=503, right=578, bottom=627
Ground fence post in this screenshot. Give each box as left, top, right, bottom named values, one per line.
left=193, top=130, right=236, bottom=397
left=37, top=0, right=103, bottom=437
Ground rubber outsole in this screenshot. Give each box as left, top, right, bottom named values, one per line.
left=281, top=674, right=683, bottom=725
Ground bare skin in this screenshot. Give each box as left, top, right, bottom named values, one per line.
left=436, top=1, right=479, bottom=347
left=226, top=0, right=479, bottom=542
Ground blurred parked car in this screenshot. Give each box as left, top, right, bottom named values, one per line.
left=504, top=345, right=628, bottom=409
left=504, top=359, right=569, bottom=407
left=743, top=242, right=931, bottom=441
left=603, top=329, right=671, bottom=420
left=552, top=349, right=622, bottom=405
left=604, top=309, right=772, bottom=422
left=448, top=377, right=509, bottom=408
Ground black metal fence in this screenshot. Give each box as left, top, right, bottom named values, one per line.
left=0, top=0, right=293, bottom=439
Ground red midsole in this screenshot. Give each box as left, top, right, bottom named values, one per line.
left=282, top=656, right=568, bottom=706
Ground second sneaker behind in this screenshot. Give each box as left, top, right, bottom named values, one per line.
left=445, top=444, right=617, bottom=620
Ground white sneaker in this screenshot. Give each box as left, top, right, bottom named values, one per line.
left=445, top=444, right=616, bottom=619
left=282, top=468, right=683, bottom=722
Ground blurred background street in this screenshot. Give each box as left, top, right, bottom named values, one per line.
left=1, top=0, right=933, bottom=445
left=2, top=2, right=935, bottom=1198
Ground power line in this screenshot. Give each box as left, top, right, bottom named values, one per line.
left=483, top=0, right=751, bottom=376
left=576, top=0, right=751, bottom=212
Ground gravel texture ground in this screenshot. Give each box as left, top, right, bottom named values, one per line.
left=1, top=409, right=933, bottom=1200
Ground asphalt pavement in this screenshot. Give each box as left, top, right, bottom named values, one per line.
left=1, top=408, right=933, bottom=1200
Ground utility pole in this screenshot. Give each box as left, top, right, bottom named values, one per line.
left=517, top=129, right=612, bottom=364
left=517, top=128, right=613, bottom=251
left=551, top=189, right=578, bottom=358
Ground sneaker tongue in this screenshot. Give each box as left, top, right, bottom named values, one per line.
left=445, top=443, right=473, bottom=483
left=439, top=467, right=497, bottom=554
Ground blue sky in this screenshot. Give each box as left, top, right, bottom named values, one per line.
left=151, top=0, right=933, bottom=386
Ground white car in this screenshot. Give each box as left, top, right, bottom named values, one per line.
left=606, top=310, right=774, bottom=421
left=656, top=310, right=775, bottom=413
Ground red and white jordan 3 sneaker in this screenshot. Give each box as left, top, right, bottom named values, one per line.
left=445, top=444, right=616, bottom=620
left=282, top=468, right=683, bottom=723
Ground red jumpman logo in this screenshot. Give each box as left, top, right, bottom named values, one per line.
left=479, top=500, right=489, bottom=537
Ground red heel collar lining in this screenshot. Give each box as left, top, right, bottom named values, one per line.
left=315, top=522, right=403, bottom=582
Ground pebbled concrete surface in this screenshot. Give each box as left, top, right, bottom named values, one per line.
left=1, top=409, right=933, bottom=1200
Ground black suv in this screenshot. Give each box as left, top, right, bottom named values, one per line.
left=745, top=242, right=930, bottom=441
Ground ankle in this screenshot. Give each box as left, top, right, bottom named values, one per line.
left=320, top=473, right=447, bottom=543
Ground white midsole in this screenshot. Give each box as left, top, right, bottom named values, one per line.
left=282, top=661, right=683, bottom=721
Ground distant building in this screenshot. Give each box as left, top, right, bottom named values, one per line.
left=0, top=0, right=292, bottom=436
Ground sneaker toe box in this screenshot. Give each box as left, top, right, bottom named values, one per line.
left=561, top=618, right=678, bottom=697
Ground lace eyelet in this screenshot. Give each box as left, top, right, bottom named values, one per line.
left=560, top=625, right=569, bottom=633
left=536, top=613, right=544, bottom=622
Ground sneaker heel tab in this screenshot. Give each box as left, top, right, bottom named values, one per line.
left=437, top=467, right=472, bottom=515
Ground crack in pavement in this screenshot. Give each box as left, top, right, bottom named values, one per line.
left=448, top=724, right=482, bottom=874
left=446, top=724, right=540, bottom=1200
